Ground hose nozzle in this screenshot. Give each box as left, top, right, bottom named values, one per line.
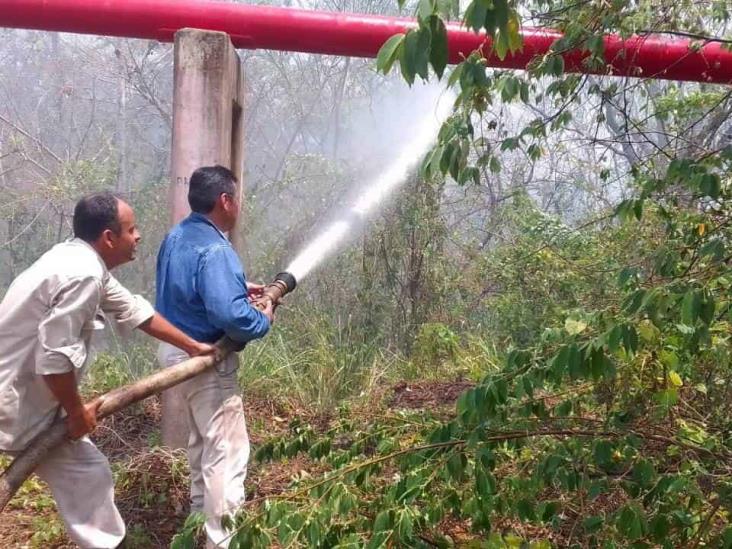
left=252, top=271, right=297, bottom=312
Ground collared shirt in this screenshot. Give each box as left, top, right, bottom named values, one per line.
left=0, top=239, right=155, bottom=451
left=155, top=213, right=270, bottom=344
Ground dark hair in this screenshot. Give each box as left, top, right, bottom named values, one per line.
left=188, top=165, right=237, bottom=214
left=73, top=192, right=122, bottom=242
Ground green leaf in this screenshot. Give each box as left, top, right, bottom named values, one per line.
left=588, top=481, right=607, bottom=500
left=549, top=345, right=569, bottom=381
left=400, top=30, right=419, bottom=84
left=522, top=374, right=534, bottom=397
left=338, top=489, right=357, bottom=514
left=567, top=343, right=584, bottom=380
left=417, top=28, right=432, bottom=79
left=447, top=452, right=466, bottom=481
left=638, top=320, right=661, bottom=343
left=421, top=144, right=443, bottom=180
left=395, top=508, right=414, bottom=541
left=623, top=289, right=647, bottom=315
left=428, top=16, right=448, bottom=79
left=585, top=34, right=604, bottom=55
left=590, top=348, right=614, bottom=380
left=447, top=63, right=464, bottom=88
left=653, top=388, right=678, bottom=410
left=632, top=459, right=656, bottom=487
left=614, top=199, right=639, bottom=222
left=308, top=438, right=331, bottom=459
left=373, top=510, right=392, bottom=533
left=681, top=290, right=701, bottom=325
left=700, top=290, right=715, bottom=324
left=497, top=138, right=513, bottom=152
left=494, top=31, right=509, bottom=60
left=540, top=454, right=564, bottom=481
left=659, top=350, right=679, bottom=369
left=519, top=81, right=530, bottom=103
left=699, top=173, right=721, bottom=198
left=417, top=0, right=436, bottom=22
left=617, top=266, right=637, bottom=287
left=499, top=75, right=520, bottom=102
left=583, top=515, right=604, bottom=533
left=607, top=324, right=623, bottom=352
left=549, top=54, right=565, bottom=76
left=593, top=440, right=614, bottom=468
left=700, top=239, right=726, bottom=261
left=483, top=6, right=497, bottom=37
left=649, top=514, right=670, bottom=542
left=171, top=512, right=206, bottom=549
left=376, top=34, right=405, bottom=75
left=719, top=526, right=732, bottom=549
left=475, top=467, right=497, bottom=499
left=622, top=325, right=639, bottom=354
left=633, top=198, right=644, bottom=220
left=506, top=12, right=523, bottom=53
left=539, top=501, right=560, bottom=522
left=554, top=399, right=572, bottom=417
left=489, top=156, right=502, bottom=173
left=527, top=143, right=542, bottom=160
left=439, top=142, right=456, bottom=175
left=463, top=0, right=488, bottom=33
left=477, top=446, right=496, bottom=470
left=516, top=498, right=535, bottom=521
left=307, top=519, right=323, bottom=547
left=617, top=504, right=647, bottom=540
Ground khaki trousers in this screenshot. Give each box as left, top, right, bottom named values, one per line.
left=157, top=343, right=249, bottom=548
left=33, top=437, right=125, bottom=548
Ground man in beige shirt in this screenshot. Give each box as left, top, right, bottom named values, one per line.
left=0, top=192, right=212, bottom=548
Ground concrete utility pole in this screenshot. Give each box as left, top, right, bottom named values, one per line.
left=164, top=28, right=245, bottom=448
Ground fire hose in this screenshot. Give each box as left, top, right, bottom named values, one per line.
left=0, top=271, right=296, bottom=512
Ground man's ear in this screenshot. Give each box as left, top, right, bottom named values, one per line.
left=100, top=228, right=116, bottom=249
left=217, top=192, right=233, bottom=213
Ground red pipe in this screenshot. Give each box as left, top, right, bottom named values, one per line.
left=0, top=0, right=730, bottom=84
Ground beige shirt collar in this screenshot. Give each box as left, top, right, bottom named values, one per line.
left=67, top=237, right=109, bottom=277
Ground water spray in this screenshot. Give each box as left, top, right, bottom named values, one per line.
left=284, top=88, right=456, bottom=283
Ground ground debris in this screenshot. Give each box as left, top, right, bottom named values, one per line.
left=390, top=379, right=474, bottom=409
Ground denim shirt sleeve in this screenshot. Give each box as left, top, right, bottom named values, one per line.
left=198, top=245, right=270, bottom=343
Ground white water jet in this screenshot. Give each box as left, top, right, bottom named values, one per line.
left=286, top=88, right=455, bottom=282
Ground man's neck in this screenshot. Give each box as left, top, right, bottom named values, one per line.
left=204, top=212, right=229, bottom=234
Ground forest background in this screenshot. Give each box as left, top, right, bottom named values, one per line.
left=0, top=0, right=731, bottom=546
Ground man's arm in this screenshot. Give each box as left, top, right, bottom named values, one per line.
left=102, top=274, right=214, bottom=356
left=137, top=313, right=213, bottom=356
left=36, top=276, right=103, bottom=438
left=199, top=247, right=273, bottom=343
left=43, top=372, right=100, bottom=439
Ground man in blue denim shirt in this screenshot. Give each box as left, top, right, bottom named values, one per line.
left=156, top=165, right=273, bottom=548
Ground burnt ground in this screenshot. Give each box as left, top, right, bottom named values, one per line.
left=390, top=380, right=474, bottom=409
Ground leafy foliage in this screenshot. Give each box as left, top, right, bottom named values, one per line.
left=216, top=1, right=732, bottom=546
left=217, top=146, right=732, bottom=546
